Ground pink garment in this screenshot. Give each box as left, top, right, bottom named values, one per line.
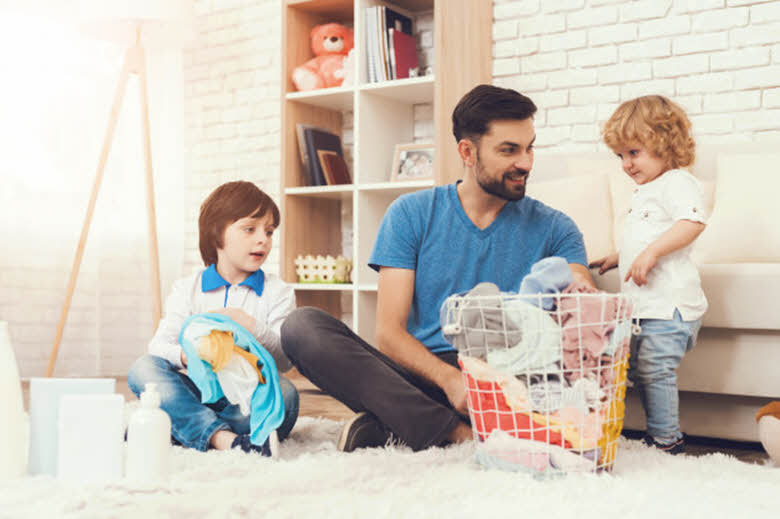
left=557, top=282, right=632, bottom=387
left=562, top=346, right=628, bottom=389
left=554, top=406, right=604, bottom=445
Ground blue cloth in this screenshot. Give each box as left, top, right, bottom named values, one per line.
left=128, top=355, right=299, bottom=452
left=201, top=264, right=265, bottom=297
left=177, top=313, right=284, bottom=446
left=629, top=309, right=702, bottom=445
left=518, top=256, right=574, bottom=310
left=369, top=183, right=587, bottom=354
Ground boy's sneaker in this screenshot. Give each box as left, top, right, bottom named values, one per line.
left=231, top=434, right=271, bottom=456
left=337, top=412, right=391, bottom=452
left=643, top=434, right=686, bottom=455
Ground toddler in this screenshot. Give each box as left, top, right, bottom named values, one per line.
left=591, top=95, right=708, bottom=454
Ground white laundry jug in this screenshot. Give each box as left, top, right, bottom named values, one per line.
left=0, top=321, right=28, bottom=479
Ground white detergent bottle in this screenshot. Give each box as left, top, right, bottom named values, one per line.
left=126, top=382, right=171, bottom=483
left=0, top=321, right=27, bottom=480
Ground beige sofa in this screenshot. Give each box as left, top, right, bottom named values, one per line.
left=527, top=143, right=779, bottom=442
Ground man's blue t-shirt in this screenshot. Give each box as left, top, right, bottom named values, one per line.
left=368, top=182, right=588, bottom=354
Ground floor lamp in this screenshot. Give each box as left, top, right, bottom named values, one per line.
left=46, top=1, right=192, bottom=377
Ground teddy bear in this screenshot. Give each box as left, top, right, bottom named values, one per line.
left=292, top=23, right=354, bottom=91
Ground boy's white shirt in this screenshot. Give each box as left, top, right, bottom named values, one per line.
left=619, top=168, right=708, bottom=321
left=147, top=267, right=296, bottom=372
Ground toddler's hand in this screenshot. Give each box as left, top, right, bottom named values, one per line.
left=589, top=253, right=619, bottom=275
left=180, top=350, right=188, bottom=367
left=625, top=249, right=657, bottom=286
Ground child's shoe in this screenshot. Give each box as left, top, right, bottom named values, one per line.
left=231, top=434, right=271, bottom=456
left=643, top=434, right=686, bottom=455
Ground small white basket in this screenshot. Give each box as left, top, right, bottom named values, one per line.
left=441, top=289, right=636, bottom=476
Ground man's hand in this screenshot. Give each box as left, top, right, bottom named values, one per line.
left=589, top=252, right=619, bottom=275
left=210, top=307, right=257, bottom=333
left=624, top=248, right=658, bottom=286
left=441, top=367, right=468, bottom=417
left=180, top=349, right=188, bottom=367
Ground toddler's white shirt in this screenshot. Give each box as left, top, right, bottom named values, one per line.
left=147, top=265, right=296, bottom=372
left=619, top=169, right=708, bottom=320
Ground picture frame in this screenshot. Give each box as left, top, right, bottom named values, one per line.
left=391, top=143, right=434, bottom=182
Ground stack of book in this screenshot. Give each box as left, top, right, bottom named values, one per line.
left=296, top=124, right=352, bottom=187
left=364, top=5, right=419, bottom=83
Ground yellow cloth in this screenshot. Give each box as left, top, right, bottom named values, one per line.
left=199, top=330, right=266, bottom=384
left=597, top=356, right=629, bottom=469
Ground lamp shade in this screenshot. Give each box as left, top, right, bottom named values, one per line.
left=78, top=0, right=194, bottom=48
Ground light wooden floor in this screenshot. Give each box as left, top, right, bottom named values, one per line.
left=21, top=373, right=767, bottom=463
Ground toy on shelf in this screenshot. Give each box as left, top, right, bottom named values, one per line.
left=294, top=254, right=352, bottom=284
left=292, top=23, right=354, bottom=91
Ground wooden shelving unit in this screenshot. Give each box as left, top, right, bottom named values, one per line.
left=280, top=0, right=492, bottom=343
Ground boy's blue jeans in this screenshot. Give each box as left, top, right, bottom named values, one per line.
left=628, top=309, right=701, bottom=445
left=128, top=354, right=299, bottom=451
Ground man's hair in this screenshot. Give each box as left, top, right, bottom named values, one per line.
left=602, top=95, right=695, bottom=169
left=452, top=84, right=537, bottom=143
left=198, top=181, right=280, bottom=266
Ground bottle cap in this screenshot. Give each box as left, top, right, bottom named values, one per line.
left=140, top=382, right=161, bottom=408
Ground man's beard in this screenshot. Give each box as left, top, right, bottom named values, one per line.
left=475, top=157, right=529, bottom=201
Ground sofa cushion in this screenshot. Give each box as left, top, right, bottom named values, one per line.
left=697, top=263, right=780, bottom=329
left=526, top=171, right=614, bottom=263
left=593, top=263, right=780, bottom=330
left=693, top=153, right=780, bottom=263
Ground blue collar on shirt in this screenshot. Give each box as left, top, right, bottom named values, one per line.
left=201, top=264, right=265, bottom=296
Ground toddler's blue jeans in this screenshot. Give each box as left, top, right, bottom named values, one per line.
left=128, top=354, right=299, bottom=451
left=628, top=309, right=701, bottom=445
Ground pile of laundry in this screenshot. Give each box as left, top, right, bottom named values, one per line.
left=179, top=313, right=285, bottom=449
left=440, top=257, right=633, bottom=475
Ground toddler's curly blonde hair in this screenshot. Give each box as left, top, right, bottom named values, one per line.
left=602, top=95, right=695, bottom=169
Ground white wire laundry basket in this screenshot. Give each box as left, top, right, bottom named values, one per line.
left=441, top=286, right=636, bottom=477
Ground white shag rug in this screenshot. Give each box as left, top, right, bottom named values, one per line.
left=2, top=416, right=778, bottom=519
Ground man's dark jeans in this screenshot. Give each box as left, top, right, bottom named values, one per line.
left=281, top=307, right=466, bottom=451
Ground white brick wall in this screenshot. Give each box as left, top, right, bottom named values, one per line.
left=493, top=0, right=780, bottom=151
left=183, top=0, right=283, bottom=278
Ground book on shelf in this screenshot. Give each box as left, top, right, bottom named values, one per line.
left=295, top=124, right=345, bottom=186
left=389, top=28, right=419, bottom=80
left=365, top=5, right=414, bottom=82
left=295, top=123, right=316, bottom=186
left=365, top=6, right=379, bottom=83
left=379, top=7, right=390, bottom=81
left=316, top=150, right=352, bottom=185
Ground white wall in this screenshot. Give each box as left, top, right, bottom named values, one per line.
left=182, top=0, right=284, bottom=279
left=0, top=7, right=185, bottom=378
left=491, top=0, right=780, bottom=153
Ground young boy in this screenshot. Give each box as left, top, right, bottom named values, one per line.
left=128, top=181, right=299, bottom=454
left=591, top=95, right=707, bottom=454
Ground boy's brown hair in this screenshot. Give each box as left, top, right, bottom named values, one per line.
left=198, top=181, right=280, bottom=266
left=602, top=95, right=695, bottom=169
